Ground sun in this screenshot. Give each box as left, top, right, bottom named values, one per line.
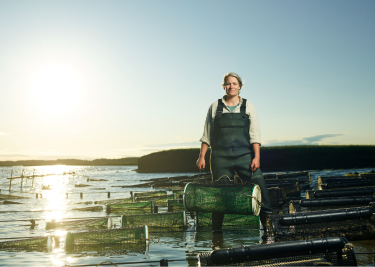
left=31, top=65, right=82, bottom=114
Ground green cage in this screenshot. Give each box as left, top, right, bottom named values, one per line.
left=121, top=211, right=186, bottom=229
left=183, top=182, right=261, bottom=215
left=195, top=212, right=260, bottom=228
left=46, top=217, right=112, bottom=230
left=135, top=194, right=175, bottom=206
left=0, top=236, right=51, bottom=252
left=65, top=225, right=148, bottom=250
left=107, top=201, right=154, bottom=214
left=167, top=199, right=185, bottom=212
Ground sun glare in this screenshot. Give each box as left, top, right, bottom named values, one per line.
left=31, top=65, right=82, bottom=114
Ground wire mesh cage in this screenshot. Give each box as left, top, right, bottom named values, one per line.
left=267, top=187, right=284, bottom=207
left=198, top=237, right=357, bottom=266
left=167, top=199, right=184, bottom=212
left=135, top=194, right=175, bottom=206
left=46, top=217, right=112, bottom=230
left=107, top=201, right=154, bottom=214
left=0, top=236, right=51, bottom=252
left=265, top=181, right=300, bottom=198
left=195, top=212, right=260, bottom=228
left=121, top=211, right=186, bottom=230
left=306, top=188, right=375, bottom=199
left=65, top=225, right=148, bottom=252
left=183, top=182, right=261, bottom=216
left=94, top=197, right=134, bottom=205
left=267, top=205, right=375, bottom=242
left=132, top=190, right=167, bottom=200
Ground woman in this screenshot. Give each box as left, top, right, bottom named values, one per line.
left=196, top=72, right=273, bottom=232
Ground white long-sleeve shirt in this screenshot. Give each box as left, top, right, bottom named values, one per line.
left=200, top=96, right=262, bottom=147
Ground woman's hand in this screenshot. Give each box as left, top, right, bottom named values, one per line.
left=196, top=157, right=206, bottom=170
left=251, top=157, right=260, bottom=171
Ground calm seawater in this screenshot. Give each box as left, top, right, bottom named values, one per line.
left=0, top=165, right=374, bottom=267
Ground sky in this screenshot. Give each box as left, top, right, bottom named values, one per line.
left=0, top=0, right=374, bottom=161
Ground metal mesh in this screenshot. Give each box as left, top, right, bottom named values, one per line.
left=133, top=190, right=167, bottom=198
left=65, top=226, right=147, bottom=248
left=107, top=201, right=153, bottom=214
left=0, top=236, right=49, bottom=252
left=94, top=197, right=133, bottom=205
left=196, top=212, right=260, bottom=228
left=135, top=194, right=175, bottom=206
left=267, top=206, right=375, bottom=242
left=199, top=249, right=356, bottom=266
left=296, top=197, right=375, bottom=211
left=198, top=237, right=357, bottom=266
left=121, top=211, right=186, bottom=229
left=167, top=199, right=184, bottom=212
left=184, top=182, right=261, bottom=215
left=46, top=218, right=110, bottom=230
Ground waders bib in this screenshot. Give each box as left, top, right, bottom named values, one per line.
left=210, top=99, right=273, bottom=230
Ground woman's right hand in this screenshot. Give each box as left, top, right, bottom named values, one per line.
left=196, top=157, right=206, bottom=170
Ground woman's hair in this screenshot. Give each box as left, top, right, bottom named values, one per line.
left=221, top=72, right=244, bottom=89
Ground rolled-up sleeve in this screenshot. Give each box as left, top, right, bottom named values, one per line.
left=199, top=105, right=213, bottom=146
left=247, top=102, right=262, bottom=145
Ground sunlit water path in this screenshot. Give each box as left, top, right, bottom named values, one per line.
left=0, top=165, right=374, bottom=266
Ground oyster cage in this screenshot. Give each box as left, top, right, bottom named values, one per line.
left=121, top=211, right=186, bottom=229
left=65, top=225, right=148, bottom=251
left=198, top=237, right=357, bottom=266
left=183, top=182, right=261, bottom=216
left=267, top=205, right=375, bottom=242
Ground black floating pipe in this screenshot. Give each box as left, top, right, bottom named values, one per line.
left=314, top=188, right=375, bottom=198
left=210, top=237, right=346, bottom=264
left=279, top=207, right=374, bottom=226
left=300, top=196, right=375, bottom=207
left=323, top=180, right=375, bottom=189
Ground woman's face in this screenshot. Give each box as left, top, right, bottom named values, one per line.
left=225, top=76, right=241, bottom=96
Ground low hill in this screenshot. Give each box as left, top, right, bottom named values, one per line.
left=137, top=145, right=375, bottom=173
left=0, top=157, right=138, bottom=166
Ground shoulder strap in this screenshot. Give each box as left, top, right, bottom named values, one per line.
left=240, top=98, right=247, bottom=119
left=215, top=99, right=224, bottom=119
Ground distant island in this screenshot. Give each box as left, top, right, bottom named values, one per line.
left=0, top=157, right=138, bottom=167
left=1, top=145, right=375, bottom=173
left=137, top=145, right=375, bottom=173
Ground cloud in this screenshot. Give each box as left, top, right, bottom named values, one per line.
left=303, top=134, right=343, bottom=143
left=264, top=134, right=343, bottom=146
left=0, top=132, right=7, bottom=135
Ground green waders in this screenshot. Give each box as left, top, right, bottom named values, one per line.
left=210, top=99, right=273, bottom=231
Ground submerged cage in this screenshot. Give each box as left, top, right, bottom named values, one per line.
left=167, top=199, right=184, bottom=212
left=135, top=194, right=175, bottom=206
left=198, top=237, right=357, bottom=266
left=107, top=201, right=154, bottom=214
left=267, top=205, right=375, bottom=242
left=121, top=211, right=186, bottom=230
left=132, top=190, right=167, bottom=200
left=46, top=217, right=112, bottom=230
left=267, top=187, right=284, bottom=207
left=294, top=196, right=375, bottom=211
left=306, top=187, right=375, bottom=199
left=65, top=225, right=148, bottom=251
left=195, top=212, right=260, bottom=228
left=0, top=236, right=52, bottom=252
left=183, top=182, right=261, bottom=216
left=265, top=181, right=300, bottom=198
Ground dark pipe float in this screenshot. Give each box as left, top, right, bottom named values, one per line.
left=309, top=187, right=375, bottom=198
left=299, top=196, right=375, bottom=208
left=267, top=204, right=375, bottom=241
left=198, top=237, right=357, bottom=266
